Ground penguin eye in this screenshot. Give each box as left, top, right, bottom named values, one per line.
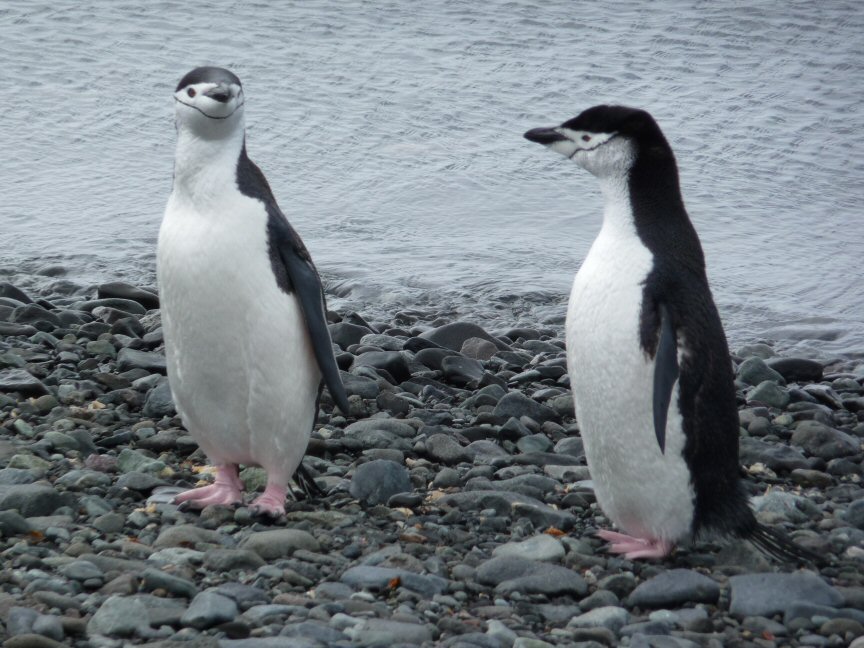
left=582, top=134, right=591, bottom=142
left=187, top=88, right=196, bottom=98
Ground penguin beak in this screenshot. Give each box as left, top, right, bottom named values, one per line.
left=524, top=127, right=567, bottom=145
left=203, top=84, right=232, bottom=103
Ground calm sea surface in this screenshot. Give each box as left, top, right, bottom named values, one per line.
left=2, top=1, right=862, bottom=359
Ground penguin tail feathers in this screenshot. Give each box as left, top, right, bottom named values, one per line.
left=292, top=461, right=325, bottom=501
left=746, top=522, right=823, bottom=566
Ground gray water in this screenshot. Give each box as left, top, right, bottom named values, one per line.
left=2, top=1, right=863, bottom=359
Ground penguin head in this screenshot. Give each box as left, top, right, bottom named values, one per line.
left=173, top=66, right=245, bottom=137
left=524, top=105, right=673, bottom=179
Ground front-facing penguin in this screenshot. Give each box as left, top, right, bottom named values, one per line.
left=524, top=106, right=814, bottom=561
left=158, top=66, right=349, bottom=516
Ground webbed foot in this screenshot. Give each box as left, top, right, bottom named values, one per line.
left=597, top=529, right=674, bottom=559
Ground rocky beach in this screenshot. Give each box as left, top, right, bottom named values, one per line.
left=0, top=280, right=863, bottom=648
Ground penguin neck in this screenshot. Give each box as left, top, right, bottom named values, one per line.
left=172, top=122, right=246, bottom=204
left=596, top=174, right=641, bottom=240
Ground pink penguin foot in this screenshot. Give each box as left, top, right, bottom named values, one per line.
left=250, top=484, right=287, bottom=518
left=174, top=464, right=243, bottom=509
left=597, top=529, right=674, bottom=560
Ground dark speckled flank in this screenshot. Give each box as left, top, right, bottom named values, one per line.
left=176, top=66, right=242, bottom=92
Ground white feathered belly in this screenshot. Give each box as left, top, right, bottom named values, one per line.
left=566, top=223, right=694, bottom=543
left=157, top=194, right=319, bottom=482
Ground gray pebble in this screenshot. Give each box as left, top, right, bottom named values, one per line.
left=627, top=569, right=720, bottom=608
left=181, top=590, right=239, bottom=629
left=349, top=459, right=412, bottom=505
left=476, top=555, right=587, bottom=596
left=729, top=571, right=844, bottom=618
left=567, top=606, right=631, bottom=633
left=87, top=594, right=151, bottom=637
left=239, top=528, right=320, bottom=560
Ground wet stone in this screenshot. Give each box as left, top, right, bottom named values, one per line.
left=729, top=571, right=844, bottom=618
left=349, top=459, right=412, bottom=505
left=627, top=569, right=720, bottom=608
left=182, top=590, right=239, bottom=629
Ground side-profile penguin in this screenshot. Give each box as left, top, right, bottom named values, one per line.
left=524, top=106, right=815, bottom=561
left=158, top=66, right=350, bottom=516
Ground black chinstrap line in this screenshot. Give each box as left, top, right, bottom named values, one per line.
left=174, top=95, right=246, bottom=120
left=568, top=132, right=618, bottom=159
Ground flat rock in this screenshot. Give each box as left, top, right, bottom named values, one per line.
left=790, top=420, right=860, bottom=459
left=117, top=348, right=167, bottom=374
left=738, top=356, right=785, bottom=386
left=420, top=321, right=509, bottom=352
left=440, top=490, right=575, bottom=530
left=425, top=433, right=471, bottom=464
left=729, top=571, right=844, bottom=618
left=0, top=483, right=71, bottom=517
left=339, top=372, right=381, bottom=399
left=349, top=459, right=411, bottom=505
left=351, top=351, right=411, bottom=383
left=627, top=569, right=720, bottom=608
left=181, top=591, right=238, bottom=630
left=476, top=555, right=587, bottom=596
left=492, top=534, right=565, bottom=563
left=441, top=354, right=485, bottom=387
left=461, top=336, right=499, bottom=360
left=567, top=606, right=631, bottom=633
left=341, top=565, right=447, bottom=597
left=747, top=380, right=790, bottom=408
left=767, top=357, right=823, bottom=382
left=97, top=281, right=160, bottom=309
left=493, top=391, right=558, bottom=424
left=347, top=618, right=435, bottom=646
left=0, top=368, right=48, bottom=395
left=739, top=437, right=809, bottom=471
left=239, top=529, right=320, bottom=560
left=154, top=524, right=223, bottom=548
left=87, top=594, right=151, bottom=637
left=329, top=322, right=373, bottom=349
left=142, top=380, right=175, bottom=418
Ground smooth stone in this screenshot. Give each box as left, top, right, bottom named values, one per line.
left=11, top=303, right=61, bottom=328
left=181, top=591, right=239, bottom=630
left=425, top=433, right=471, bottom=464
left=347, top=618, right=434, bottom=646
left=0, top=368, right=48, bottom=395
left=97, top=281, right=159, bottom=309
left=751, top=489, right=821, bottom=523
left=359, top=333, right=404, bottom=350
left=729, top=571, right=844, bottom=618
left=492, top=534, right=565, bottom=563
left=419, top=321, right=509, bottom=352
left=476, top=555, right=587, bottom=596
left=0, top=322, right=38, bottom=336
left=516, top=433, right=554, bottom=454
left=341, top=565, right=447, bottom=598
left=0, top=283, right=33, bottom=303
left=87, top=594, right=151, bottom=637
left=203, top=549, right=266, bottom=571
left=739, top=437, right=809, bottom=471
left=339, top=372, right=381, bottom=399
left=3, top=636, right=66, bottom=648
left=0, top=509, right=31, bottom=535
left=845, top=499, right=864, bottom=530
left=747, top=380, right=790, bottom=408
left=791, top=420, right=859, bottom=459
left=142, top=380, right=176, bottom=418
left=766, top=357, right=823, bottom=382
left=440, top=490, right=575, bottom=530
left=461, top=337, right=499, bottom=360
left=329, top=322, right=373, bottom=349
left=153, top=523, right=222, bottom=548
left=627, top=569, right=720, bottom=608
left=117, top=448, right=166, bottom=474
left=351, top=351, right=411, bottom=383
left=0, top=483, right=70, bottom=517
left=738, top=356, right=785, bottom=386
left=141, top=567, right=198, bottom=598
left=349, top=459, right=412, bottom=506
left=567, top=606, right=631, bottom=633
left=441, top=355, right=485, bottom=387
left=116, top=348, right=167, bottom=373
left=239, top=529, right=320, bottom=560
left=493, top=391, right=557, bottom=424
left=345, top=418, right=416, bottom=438
left=59, top=559, right=103, bottom=582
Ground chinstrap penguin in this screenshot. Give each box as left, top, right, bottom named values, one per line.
left=524, top=105, right=816, bottom=562
left=158, top=66, right=350, bottom=516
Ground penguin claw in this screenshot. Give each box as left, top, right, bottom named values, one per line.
left=249, top=485, right=287, bottom=518
left=597, top=529, right=674, bottom=559
left=173, top=483, right=243, bottom=509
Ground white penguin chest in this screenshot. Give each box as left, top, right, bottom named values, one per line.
left=565, top=204, right=694, bottom=542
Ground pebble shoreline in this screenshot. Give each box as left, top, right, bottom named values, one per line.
left=0, top=280, right=863, bottom=648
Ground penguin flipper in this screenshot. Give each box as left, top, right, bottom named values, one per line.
left=270, top=217, right=351, bottom=416
left=652, top=303, right=679, bottom=454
